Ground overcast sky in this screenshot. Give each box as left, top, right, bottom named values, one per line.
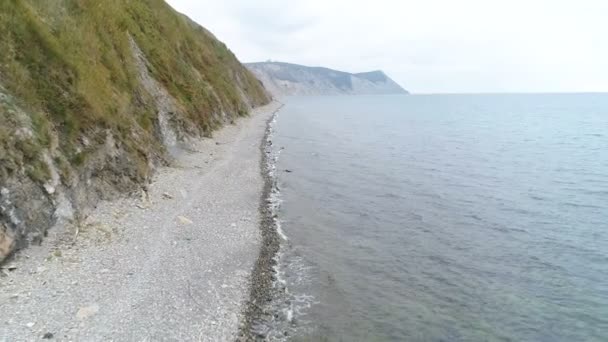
left=166, top=0, right=608, bottom=93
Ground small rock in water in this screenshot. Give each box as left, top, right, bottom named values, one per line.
left=42, top=332, right=54, bottom=339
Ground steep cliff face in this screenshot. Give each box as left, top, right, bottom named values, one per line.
left=0, top=0, right=270, bottom=262
left=246, top=62, right=408, bottom=97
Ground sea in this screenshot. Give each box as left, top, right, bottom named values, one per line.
left=265, top=94, right=608, bottom=341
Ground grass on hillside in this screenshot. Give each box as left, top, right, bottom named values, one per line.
left=0, top=0, right=268, bottom=184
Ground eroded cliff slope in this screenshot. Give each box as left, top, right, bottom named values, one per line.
left=0, top=0, right=270, bottom=261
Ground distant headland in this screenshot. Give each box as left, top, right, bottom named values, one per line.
left=246, top=61, right=409, bottom=97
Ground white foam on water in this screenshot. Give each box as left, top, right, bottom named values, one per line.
left=275, top=218, right=288, bottom=242
left=260, top=107, right=319, bottom=340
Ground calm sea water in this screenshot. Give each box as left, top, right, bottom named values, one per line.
left=269, top=94, right=608, bottom=341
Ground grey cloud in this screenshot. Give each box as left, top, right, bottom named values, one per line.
left=167, top=0, right=608, bottom=93
left=230, top=5, right=318, bottom=34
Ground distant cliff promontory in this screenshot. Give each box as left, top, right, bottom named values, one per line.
left=246, top=62, right=408, bottom=97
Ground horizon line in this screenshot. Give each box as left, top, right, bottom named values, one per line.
left=410, top=91, right=608, bottom=95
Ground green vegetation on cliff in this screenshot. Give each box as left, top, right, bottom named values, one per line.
left=0, top=0, right=270, bottom=259
left=0, top=0, right=268, bottom=176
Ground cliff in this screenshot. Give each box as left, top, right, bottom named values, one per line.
left=0, top=0, right=270, bottom=262
left=246, top=62, right=408, bottom=97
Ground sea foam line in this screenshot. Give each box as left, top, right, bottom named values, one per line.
left=261, top=104, right=319, bottom=341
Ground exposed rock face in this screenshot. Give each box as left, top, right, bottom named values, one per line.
left=246, top=62, right=409, bottom=97
left=0, top=1, right=270, bottom=262
left=129, top=36, right=179, bottom=149
left=0, top=223, right=15, bottom=259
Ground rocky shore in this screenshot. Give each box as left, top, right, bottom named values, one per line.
left=238, top=103, right=284, bottom=341
left=0, top=101, right=281, bottom=341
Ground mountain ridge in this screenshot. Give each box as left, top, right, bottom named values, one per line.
left=246, top=61, right=408, bottom=97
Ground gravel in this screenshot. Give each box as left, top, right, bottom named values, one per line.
left=0, top=102, right=282, bottom=342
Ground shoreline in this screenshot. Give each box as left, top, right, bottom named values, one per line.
left=0, top=102, right=281, bottom=341
left=238, top=102, right=285, bottom=341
